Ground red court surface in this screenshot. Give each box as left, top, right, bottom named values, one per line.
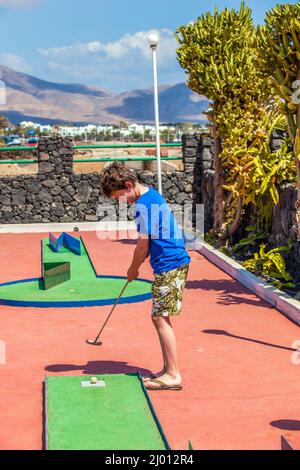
left=0, top=231, right=300, bottom=450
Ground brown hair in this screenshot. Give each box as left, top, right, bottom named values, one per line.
left=100, top=162, right=138, bottom=197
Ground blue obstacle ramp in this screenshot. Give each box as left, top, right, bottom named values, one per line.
left=63, top=233, right=81, bottom=255
left=49, top=233, right=81, bottom=256
left=49, top=233, right=64, bottom=253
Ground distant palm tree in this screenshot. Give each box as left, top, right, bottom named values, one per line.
left=0, top=115, right=12, bottom=131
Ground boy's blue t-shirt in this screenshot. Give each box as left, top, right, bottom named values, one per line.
left=134, top=187, right=191, bottom=274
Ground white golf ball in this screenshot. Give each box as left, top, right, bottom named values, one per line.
left=91, top=377, right=98, bottom=384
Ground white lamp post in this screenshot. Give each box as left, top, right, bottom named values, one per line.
left=148, top=32, right=162, bottom=195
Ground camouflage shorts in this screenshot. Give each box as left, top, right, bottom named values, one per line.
left=152, top=264, right=189, bottom=317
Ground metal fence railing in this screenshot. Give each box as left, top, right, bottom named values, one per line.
left=0, top=156, right=182, bottom=165
left=0, top=142, right=183, bottom=165
left=73, top=143, right=182, bottom=150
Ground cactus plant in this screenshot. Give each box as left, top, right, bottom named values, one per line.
left=257, top=3, right=300, bottom=239
left=176, top=2, right=280, bottom=243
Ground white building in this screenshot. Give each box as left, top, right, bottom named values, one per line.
left=20, top=121, right=53, bottom=134
left=97, top=125, right=114, bottom=133
left=18, top=121, right=191, bottom=141
left=20, top=121, right=39, bottom=129
left=58, top=124, right=117, bottom=137
left=39, top=125, right=53, bottom=133
left=59, top=125, right=94, bottom=137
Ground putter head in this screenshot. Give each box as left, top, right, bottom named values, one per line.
left=86, top=339, right=103, bottom=346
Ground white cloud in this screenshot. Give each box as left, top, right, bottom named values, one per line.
left=0, top=52, right=32, bottom=72
left=102, top=29, right=176, bottom=61
left=40, top=41, right=102, bottom=58
left=0, top=0, right=40, bottom=7
left=38, top=29, right=184, bottom=92
left=39, top=29, right=177, bottom=63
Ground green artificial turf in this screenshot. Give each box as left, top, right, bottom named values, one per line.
left=46, top=374, right=167, bottom=450
left=0, top=238, right=151, bottom=303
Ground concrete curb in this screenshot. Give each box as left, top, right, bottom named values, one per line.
left=0, top=221, right=137, bottom=234
left=192, top=238, right=300, bottom=327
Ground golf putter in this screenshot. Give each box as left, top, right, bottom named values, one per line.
left=86, top=281, right=129, bottom=346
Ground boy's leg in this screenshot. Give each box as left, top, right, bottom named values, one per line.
left=145, top=265, right=189, bottom=389
left=150, top=315, right=181, bottom=387
left=142, top=317, right=176, bottom=383
left=142, top=334, right=166, bottom=382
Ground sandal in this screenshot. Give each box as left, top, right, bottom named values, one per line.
left=142, top=373, right=157, bottom=382
left=145, top=378, right=183, bottom=391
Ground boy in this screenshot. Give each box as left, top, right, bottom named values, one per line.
left=100, top=162, right=190, bottom=391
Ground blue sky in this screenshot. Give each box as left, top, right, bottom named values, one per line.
left=0, top=0, right=297, bottom=93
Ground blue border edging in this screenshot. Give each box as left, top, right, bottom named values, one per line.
left=80, top=237, right=153, bottom=287
left=81, top=236, right=98, bottom=277
left=0, top=275, right=152, bottom=308
left=137, top=370, right=171, bottom=450
left=0, top=235, right=152, bottom=308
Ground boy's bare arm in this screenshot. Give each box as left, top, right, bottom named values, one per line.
left=127, top=237, right=149, bottom=282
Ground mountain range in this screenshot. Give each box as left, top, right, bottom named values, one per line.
left=0, top=65, right=209, bottom=125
